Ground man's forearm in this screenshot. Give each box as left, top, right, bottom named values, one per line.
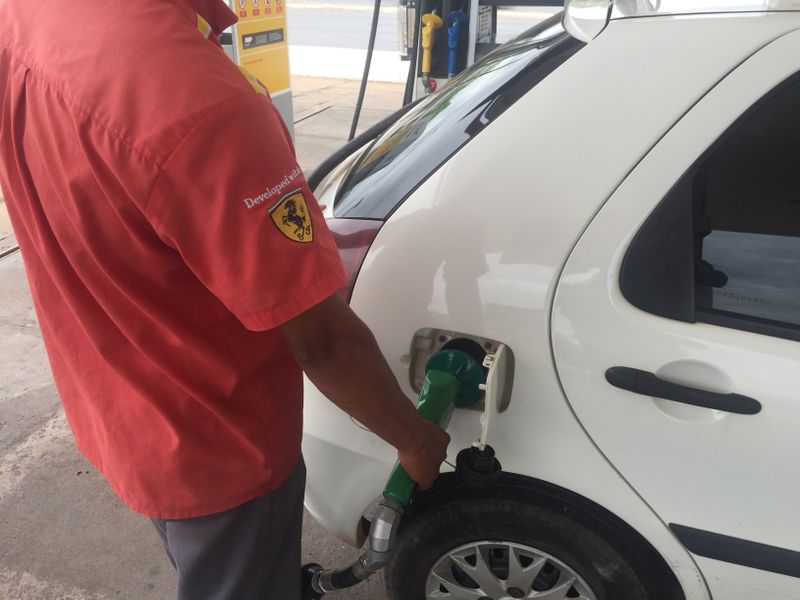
left=279, top=293, right=449, bottom=487
left=297, top=319, right=423, bottom=453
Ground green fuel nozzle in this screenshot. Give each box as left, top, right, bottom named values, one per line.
left=383, top=349, right=485, bottom=505
left=301, top=348, right=486, bottom=599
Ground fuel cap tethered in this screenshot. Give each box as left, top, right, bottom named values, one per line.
left=301, top=346, right=506, bottom=599
left=455, top=342, right=508, bottom=486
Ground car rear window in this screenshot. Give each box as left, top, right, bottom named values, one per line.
left=333, top=14, right=584, bottom=220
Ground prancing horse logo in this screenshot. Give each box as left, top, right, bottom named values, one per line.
left=269, top=190, right=314, bottom=243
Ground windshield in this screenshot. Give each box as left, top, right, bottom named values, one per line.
left=334, top=14, right=583, bottom=219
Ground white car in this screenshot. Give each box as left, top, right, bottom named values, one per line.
left=303, top=2, right=800, bottom=599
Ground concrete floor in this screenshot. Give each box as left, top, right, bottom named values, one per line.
left=292, top=75, right=406, bottom=173
left=0, top=76, right=401, bottom=600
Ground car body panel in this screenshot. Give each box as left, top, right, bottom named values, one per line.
left=552, top=27, right=800, bottom=599
left=612, top=0, right=800, bottom=20
left=303, top=12, right=800, bottom=599
left=693, top=557, right=800, bottom=600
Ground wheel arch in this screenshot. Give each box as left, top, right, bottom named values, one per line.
left=405, top=471, right=687, bottom=600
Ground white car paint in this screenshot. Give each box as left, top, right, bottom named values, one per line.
left=303, top=7, right=800, bottom=599
left=552, top=27, right=800, bottom=600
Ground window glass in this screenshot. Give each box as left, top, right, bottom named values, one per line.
left=621, top=76, right=800, bottom=341
left=693, top=77, right=800, bottom=334
left=697, top=231, right=800, bottom=327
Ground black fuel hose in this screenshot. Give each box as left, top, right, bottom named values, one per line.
left=301, top=559, right=369, bottom=598
left=402, top=6, right=421, bottom=106
left=348, top=0, right=383, bottom=141
left=402, top=48, right=417, bottom=106
left=329, top=566, right=365, bottom=589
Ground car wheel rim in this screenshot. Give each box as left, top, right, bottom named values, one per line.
left=425, top=541, right=598, bottom=600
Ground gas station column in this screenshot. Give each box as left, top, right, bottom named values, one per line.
left=230, top=0, right=295, bottom=136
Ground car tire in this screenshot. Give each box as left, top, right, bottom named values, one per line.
left=385, top=486, right=661, bottom=600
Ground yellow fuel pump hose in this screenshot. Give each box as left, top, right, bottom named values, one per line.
left=420, top=12, right=443, bottom=93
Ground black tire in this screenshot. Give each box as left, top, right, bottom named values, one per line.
left=386, top=485, right=671, bottom=600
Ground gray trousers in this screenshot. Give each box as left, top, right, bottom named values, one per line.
left=151, top=457, right=306, bottom=600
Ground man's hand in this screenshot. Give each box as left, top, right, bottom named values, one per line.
left=279, top=293, right=450, bottom=488
left=397, top=419, right=450, bottom=489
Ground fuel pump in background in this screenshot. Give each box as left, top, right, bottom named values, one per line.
left=399, top=0, right=562, bottom=102
left=420, top=11, right=443, bottom=94
left=228, top=0, right=295, bottom=135
left=416, top=6, right=472, bottom=94
left=446, top=9, right=469, bottom=78
left=399, top=0, right=494, bottom=100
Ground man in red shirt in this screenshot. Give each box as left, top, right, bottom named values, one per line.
left=0, top=0, right=449, bottom=598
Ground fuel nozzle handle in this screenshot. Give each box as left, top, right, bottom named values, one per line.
left=383, top=369, right=461, bottom=504
left=420, top=12, right=443, bottom=94
left=384, top=348, right=486, bottom=503
left=446, top=10, right=468, bottom=78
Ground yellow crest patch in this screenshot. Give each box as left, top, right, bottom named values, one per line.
left=269, top=189, right=314, bottom=243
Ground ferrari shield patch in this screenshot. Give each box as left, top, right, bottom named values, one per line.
left=268, top=189, right=313, bottom=243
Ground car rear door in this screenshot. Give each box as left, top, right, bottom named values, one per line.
left=552, top=24, right=800, bottom=600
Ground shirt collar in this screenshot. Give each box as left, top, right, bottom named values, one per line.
left=183, top=0, right=237, bottom=34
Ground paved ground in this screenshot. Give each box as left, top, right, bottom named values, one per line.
left=0, top=75, right=399, bottom=600
left=292, top=75, right=405, bottom=172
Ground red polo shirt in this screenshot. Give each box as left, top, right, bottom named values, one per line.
left=0, top=0, right=346, bottom=518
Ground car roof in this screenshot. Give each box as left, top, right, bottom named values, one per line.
left=566, top=1, right=800, bottom=45
left=611, top=0, right=800, bottom=20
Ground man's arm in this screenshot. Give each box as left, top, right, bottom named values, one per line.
left=279, top=293, right=449, bottom=489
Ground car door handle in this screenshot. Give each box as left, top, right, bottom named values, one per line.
left=605, top=367, right=761, bottom=415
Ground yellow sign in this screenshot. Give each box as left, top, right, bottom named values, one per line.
left=232, top=0, right=290, bottom=94
left=269, top=190, right=313, bottom=243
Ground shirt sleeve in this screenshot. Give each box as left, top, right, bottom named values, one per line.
left=145, top=92, right=347, bottom=331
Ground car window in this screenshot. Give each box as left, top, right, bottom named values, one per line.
left=697, top=231, right=800, bottom=327
left=333, top=14, right=584, bottom=219
left=620, top=76, right=800, bottom=342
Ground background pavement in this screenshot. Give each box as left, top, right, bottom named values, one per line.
left=292, top=76, right=405, bottom=172
left=0, top=75, right=401, bottom=600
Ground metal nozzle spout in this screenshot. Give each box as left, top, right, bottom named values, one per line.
left=301, top=497, right=405, bottom=598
